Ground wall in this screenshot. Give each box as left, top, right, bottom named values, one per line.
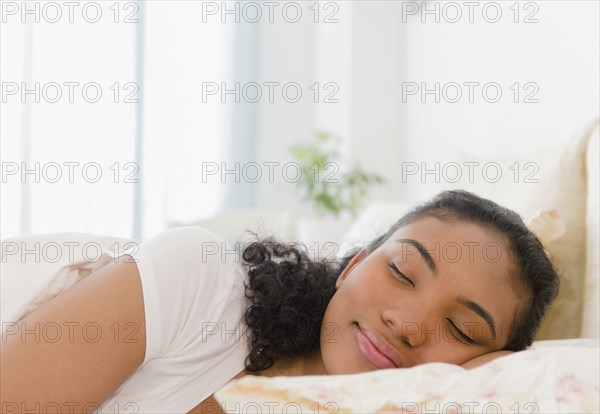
left=253, top=1, right=599, bottom=212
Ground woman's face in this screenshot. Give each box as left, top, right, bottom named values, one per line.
left=319, top=216, right=525, bottom=373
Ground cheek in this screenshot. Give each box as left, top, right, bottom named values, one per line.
left=319, top=311, right=371, bottom=374
left=318, top=271, right=396, bottom=373
left=319, top=288, right=351, bottom=335
left=423, top=343, right=476, bottom=365
left=318, top=288, right=365, bottom=373
left=325, top=269, right=407, bottom=331
left=345, top=269, right=391, bottom=302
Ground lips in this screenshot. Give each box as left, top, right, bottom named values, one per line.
left=355, top=324, right=404, bottom=369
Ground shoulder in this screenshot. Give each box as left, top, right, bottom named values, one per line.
left=129, top=226, right=248, bottom=359
left=138, top=226, right=227, bottom=250
left=128, top=226, right=246, bottom=286
left=134, top=226, right=239, bottom=265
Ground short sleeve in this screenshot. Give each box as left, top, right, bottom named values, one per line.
left=93, top=226, right=250, bottom=412
left=120, top=226, right=249, bottom=363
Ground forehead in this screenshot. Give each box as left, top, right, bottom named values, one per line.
left=385, top=216, right=512, bottom=269
left=386, top=217, right=510, bottom=262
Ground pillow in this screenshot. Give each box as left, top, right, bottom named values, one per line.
left=215, top=340, right=600, bottom=414
left=582, top=121, right=600, bottom=339
left=442, top=120, right=598, bottom=340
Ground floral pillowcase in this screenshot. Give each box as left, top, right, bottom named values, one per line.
left=215, top=340, right=599, bottom=414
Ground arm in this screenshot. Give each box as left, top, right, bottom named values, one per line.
left=460, top=350, right=514, bottom=370
left=1, top=256, right=146, bottom=412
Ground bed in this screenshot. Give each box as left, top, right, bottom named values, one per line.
left=2, top=120, right=599, bottom=413
left=213, top=119, right=600, bottom=412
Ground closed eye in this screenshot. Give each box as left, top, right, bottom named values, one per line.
left=447, top=318, right=476, bottom=345
left=387, top=261, right=415, bottom=287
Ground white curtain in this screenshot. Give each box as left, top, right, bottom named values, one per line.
left=1, top=1, right=234, bottom=240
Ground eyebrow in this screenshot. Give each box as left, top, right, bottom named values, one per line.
left=395, top=238, right=437, bottom=275
left=457, top=297, right=498, bottom=340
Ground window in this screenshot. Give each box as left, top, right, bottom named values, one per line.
left=1, top=1, right=234, bottom=239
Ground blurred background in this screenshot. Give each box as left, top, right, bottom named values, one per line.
left=1, top=0, right=599, bottom=242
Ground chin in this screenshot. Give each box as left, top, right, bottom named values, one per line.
left=328, top=363, right=367, bottom=375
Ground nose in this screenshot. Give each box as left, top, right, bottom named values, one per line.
left=382, top=307, right=435, bottom=349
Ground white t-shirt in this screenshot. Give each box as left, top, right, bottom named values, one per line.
left=98, top=226, right=251, bottom=413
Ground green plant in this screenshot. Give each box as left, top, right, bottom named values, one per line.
left=289, top=131, right=386, bottom=218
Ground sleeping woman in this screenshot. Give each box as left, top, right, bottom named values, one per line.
left=0, top=190, right=560, bottom=413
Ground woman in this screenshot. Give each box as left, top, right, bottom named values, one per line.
left=0, top=190, right=559, bottom=413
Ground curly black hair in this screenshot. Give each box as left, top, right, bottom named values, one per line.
left=241, top=190, right=560, bottom=372
left=241, top=239, right=342, bottom=371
